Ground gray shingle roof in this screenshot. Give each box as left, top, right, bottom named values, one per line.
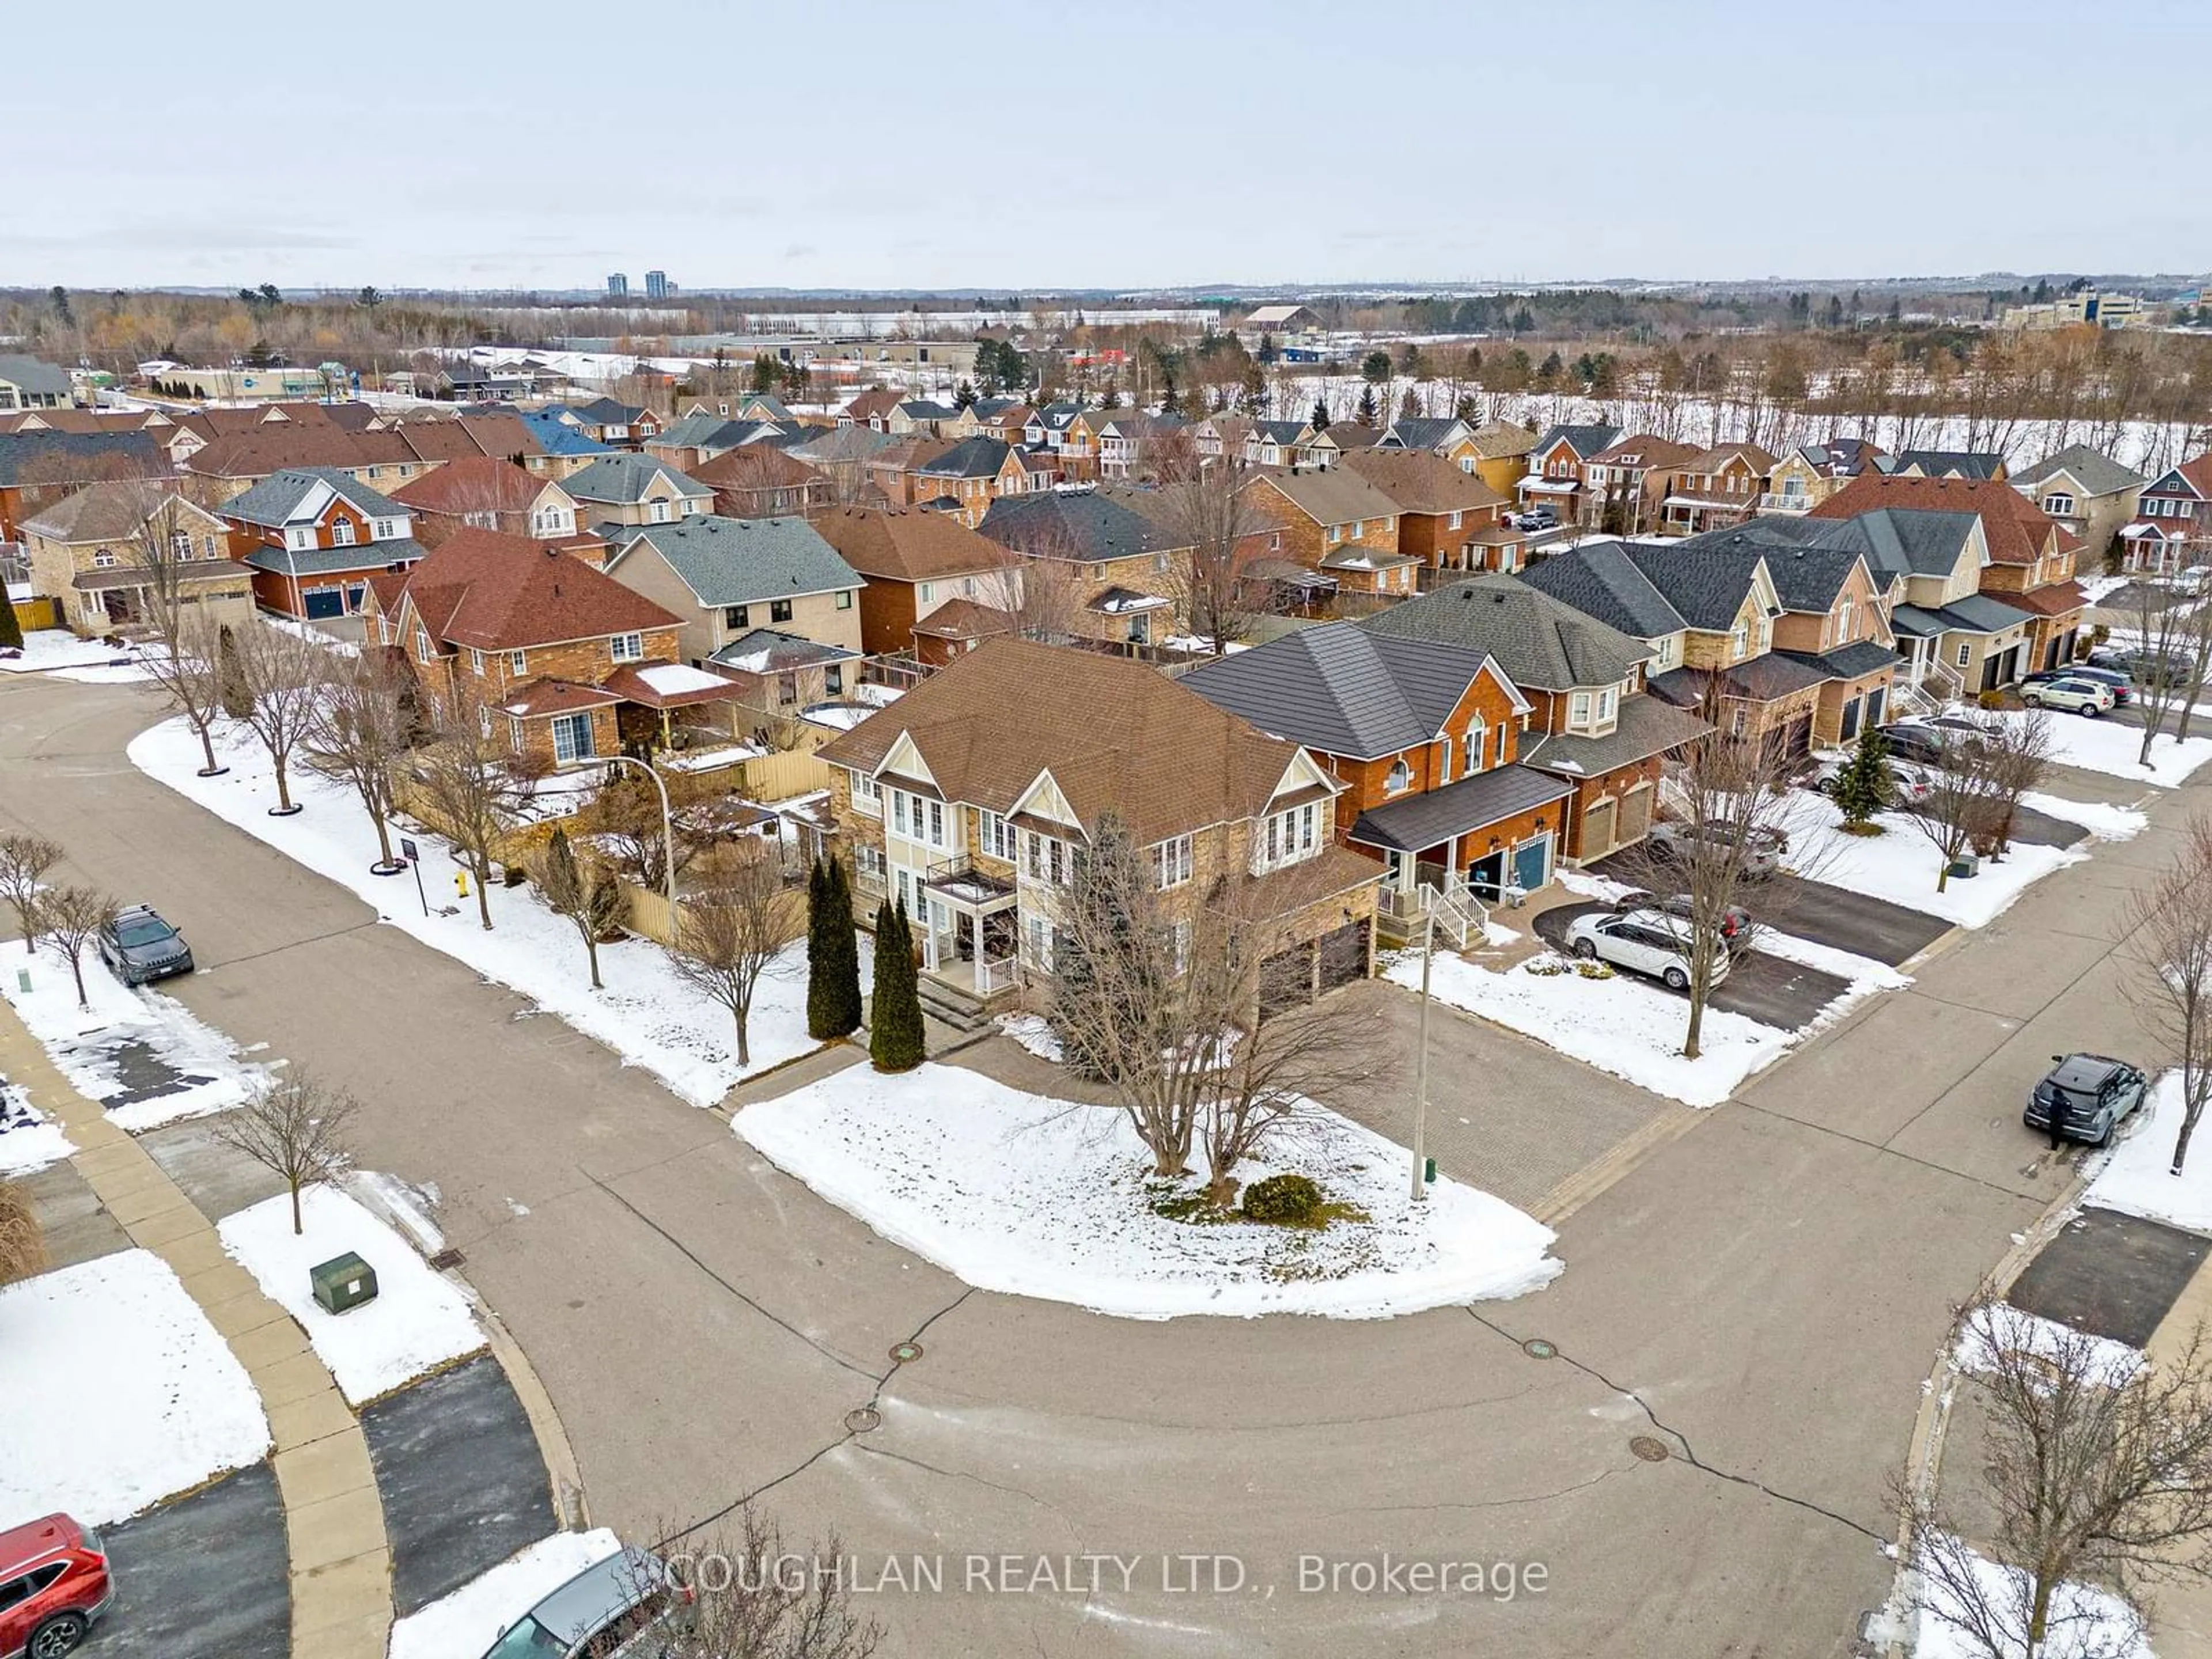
left=241, top=537, right=427, bottom=577
left=1820, top=507, right=1982, bottom=581
left=1378, top=418, right=1468, bottom=453
left=224, top=466, right=406, bottom=528
left=1518, top=543, right=1687, bottom=639
left=2010, top=444, right=2148, bottom=498
left=1776, top=640, right=1901, bottom=681
left=1519, top=693, right=1711, bottom=778
left=609, top=514, right=859, bottom=608
left=1347, top=765, right=1574, bottom=855
left=1891, top=450, right=2006, bottom=482
left=0, top=355, right=71, bottom=396
left=0, top=429, right=162, bottom=486
left=1616, top=540, right=1767, bottom=632
left=707, top=628, right=859, bottom=673
left=1533, top=423, right=1623, bottom=460
left=1181, top=621, right=1505, bottom=760
left=978, top=491, right=1171, bottom=562
left=1650, top=654, right=1832, bottom=704
left=917, top=436, right=1009, bottom=479
left=1359, top=573, right=1649, bottom=691
left=1657, top=522, right=1870, bottom=612
left=561, top=453, right=713, bottom=505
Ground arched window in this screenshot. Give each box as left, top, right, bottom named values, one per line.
left=1386, top=759, right=1412, bottom=793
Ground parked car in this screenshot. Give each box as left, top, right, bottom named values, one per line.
left=1565, top=911, right=1733, bottom=992
left=2021, top=664, right=2133, bottom=705
left=1611, top=889, right=1753, bottom=950
left=2023, top=1054, right=2149, bottom=1147
left=95, top=904, right=194, bottom=986
left=478, top=1545, right=688, bottom=1659
left=2088, top=645, right=2196, bottom=687
left=1643, top=819, right=1787, bottom=877
left=1513, top=506, right=1558, bottom=531
left=2020, top=675, right=2116, bottom=717
left=1810, top=752, right=1934, bottom=806
left=1877, top=721, right=1994, bottom=772
left=0, top=1513, right=112, bottom=1659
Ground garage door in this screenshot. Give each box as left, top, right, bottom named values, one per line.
left=1260, top=945, right=1312, bottom=1014
left=1316, top=919, right=1370, bottom=993
left=1579, top=798, right=1617, bottom=861
left=1618, top=783, right=1654, bottom=845
left=302, top=586, right=347, bottom=620
left=1779, top=714, right=1812, bottom=759
left=1512, top=832, right=1552, bottom=896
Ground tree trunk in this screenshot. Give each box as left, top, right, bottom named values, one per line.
left=2028, top=1561, right=2056, bottom=1656
left=733, top=1006, right=750, bottom=1067
left=474, top=861, right=493, bottom=931
left=67, top=949, right=87, bottom=1009
left=369, top=809, right=396, bottom=870
left=585, top=933, right=603, bottom=992
left=272, top=754, right=294, bottom=812
left=194, top=715, right=221, bottom=775
left=289, top=1179, right=304, bottom=1237
left=1935, top=858, right=1952, bottom=893
left=1683, top=992, right=1705, bottom=1061
left=2175, top=1068, right=2205, bottom=1176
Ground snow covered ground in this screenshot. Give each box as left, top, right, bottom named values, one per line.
left=217, top=1183, right=486, bottom=1406
left=387, top=1529, right=624, bottom=1659
left=734, top=1062, right=1560, bottom=1319
left=0, top=628, right=164, bottom=684
left=1955, top=1302, right=2143, bottom=1390
left=2086, top=1073, right=2212, bottom=1237
left=2017, top=789, right=2152, bottom=840
left=0, top=1079, right=74, bottom=1175
left=1907, top=1532, right=2150, bottom=1659
left=1993, top=707, right=2212, bottom=790
left=0, top=936, right=269, bottom=1132
left=132, top=719, right=858, bottom=1109
left=0, top=1250, right=270, bottom=1524
left=1781, top=792, right=2096, bottom=930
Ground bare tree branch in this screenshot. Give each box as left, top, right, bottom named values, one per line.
left=211, top=1070, right=358, bottom=1237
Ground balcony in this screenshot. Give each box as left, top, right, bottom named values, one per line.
left=1757, top=492, right=1813, bottom=514
left=921, top=851, right=1017, bottom=910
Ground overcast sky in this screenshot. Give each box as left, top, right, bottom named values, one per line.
left=7, top=0, right=2207, bottom=294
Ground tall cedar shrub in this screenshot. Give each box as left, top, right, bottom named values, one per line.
left=0, top=585, right=22, bottom=652
left=805, top=858, right=834, bottom=1036
left=821, top=857, right=863, bottom=1036
left=869, top=899, right=925, bottom=1072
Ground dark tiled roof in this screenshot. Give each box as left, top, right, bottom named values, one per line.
left=1347, top=765, right=1574, bottom=855
left=1666, top=524, right=1867, bottom=612
left=1618, top=540, right=1768, bottom=632
left=1775, top=641, right=1902, bottom=681
left=1650, top=654, right=1833, bottom=704
left=1520, top=694, right=1711, bottom=777
left=1518, top=543, right=1686, bottom=639
left=0, top=429, right=164, bottom=486
left=1360, top=573, right=1649, bottom=691
left=2011, top=445, right=2147, bottom=498
left=1532, top=423, right=1623, bottom=461
left=1892, top=450, right=2006, bottom=482
left=978, top=491, right=1172, bottom=562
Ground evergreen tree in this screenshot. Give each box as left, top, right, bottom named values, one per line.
left=869, top=899, right=925, bottom=1072
left=805, top=858, right=835, bottom=1037
left=1359, top=350, right=1393, bottom=385
left=1256, top=332, right=1277, bottom=365
left=824, top=857, right=862, bottom=1035
left=1309, top=397, right=1330, bottom=431
left=952, top=379, right=978, bottom=411
left=1160, top=376, right=1183, bottom=418
left=0, top=584, right=21, bottom=653
left=1453, top=392, right=1479, bottom=425
left=1100, top=381, right=1122, bottom=410
left=1355, top=385, right=1377, bottom=427
left=808, top=857, right=862, bottom=1039
left=1831, top=726, right=1893, bottom=828
left=217, top=624, right=253, bottom=719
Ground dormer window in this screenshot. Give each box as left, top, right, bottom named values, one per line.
left=333, top=518, right=355, bottom=546
left=92, top=547, right=118, bottom=568
left=2043, top=492, right=2074, bottom=517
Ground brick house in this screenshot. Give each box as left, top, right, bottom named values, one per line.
left=363, top=527, right=741, bottom=767
left=1578, top=435, right=1700, bottom=534
left=561, top=454, right=714, bottom=535
left=809, top=505, right=1017, bottom=662
left=1658, top=442, right=1777, bottom=536
left=816, top=638, right=1381, bottom=1016
left=644, top=414, right=791, bottom=472
left=387, top=457, right=600, bottom=558
left=837, top=389, right=903, bottom=431
left=688, top=445, right=832, bottom=520
left=20, top=480, right=256, bottom=638
left=1516, top=423, right=1622, bottom=523
left=908, top=436, right=1010, bottom=527
left=1244, top=467, right=1416, bottom=596
left=1804, top=505, right=2025, bottom=703
left=0, top=430, right=167, bottom=543
left=1183, top=621, right=1563, bottom=941
left=558, top=397, right=662, bottom=449
left=1338, top=447, right=1510, bottom=571
left=1759, top=438, right=1888, bottom=516
left=1361, top=575, right=1707, bottom=866
left=220, top=466, right=430, bottom=621
left=978, top=490, right=1187, bottom=646
left=2010, top=445, right=2147, bottom=566
left=2120, top=453, right=2212, bottom=575
left=600, top=514, right=864, bottom=672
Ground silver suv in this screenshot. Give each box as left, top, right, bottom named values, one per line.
left=479, top=1547, right=687, bottom=1658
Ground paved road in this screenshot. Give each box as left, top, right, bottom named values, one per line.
left=0, top=672, right=2179, bottom=1656
left=1532, top=900, right=1852, bottom=1029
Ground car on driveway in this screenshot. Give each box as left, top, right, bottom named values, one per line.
left=1810, top=752, right=1935, bottom=805
left=1512, top=506, right=1558, bottom=531
left=1565, top=911, right=1732, bottom=991
left=2020, top=675, right=2116, bottom=717
left=1611, top=889, right=1753, bottom=950
left=479, top=1544, right=687, bottom=1658
left=2088, top=645, right=2197, bottom=687
left=2021, top=664, right=2133, bottom=705
left=2024, top=1054, right=2149, bottom=1147
left=1643, top=819, right=1787, bottom=877
left=95, top=904, right=194, bottom=986
left=1877, top=721, right=1979, bottom=770
left=0, top=1513, right=112, bottom=1659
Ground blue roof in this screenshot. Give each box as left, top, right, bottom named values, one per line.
left=514, top=410, right=614, bottom=457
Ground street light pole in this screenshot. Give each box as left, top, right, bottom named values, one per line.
left=601, top=755, right=677, bottom=907
left=1412, top=902, right=1434, bottom=1202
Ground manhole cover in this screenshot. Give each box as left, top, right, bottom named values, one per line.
left=843, top=1407, right=881, bottom=1433
left=888, top=1340, right=923, bottom=1365
left=427, top=1248, right=466, bottom=1271
left=1522, top=1338, right=1558, bottom=1360
left=1629, top=1435, right=1671, bottom=1463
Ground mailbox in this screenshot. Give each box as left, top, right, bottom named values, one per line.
left=311, top=1252, right=378, bottom=1315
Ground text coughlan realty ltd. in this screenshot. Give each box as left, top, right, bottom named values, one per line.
left=664, top=1551, right=1550, bottom=1602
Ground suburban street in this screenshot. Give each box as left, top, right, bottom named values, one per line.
left=0, top=669, right=2181, bottom=1656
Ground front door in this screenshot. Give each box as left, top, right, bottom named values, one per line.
left=1839, top=694, right=1862, bottom=742
left=1864, top=685, right=1887, bottom=729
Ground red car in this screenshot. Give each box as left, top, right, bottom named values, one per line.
left=0, top=1514, right=111, bottom=1658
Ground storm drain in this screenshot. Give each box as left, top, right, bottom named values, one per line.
left=1629, top=1435, right=1671, bottom=1464
left=844, top=1407, right=882, bottom=1434
left=888, top=1340, right=923, bottom=1365
left=1521, top=1338, right=1558, bottom=1360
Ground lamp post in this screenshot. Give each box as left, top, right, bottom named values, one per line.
left=600, top=755, right=677, bottom=907
left=1411, top=900, right=1435, bottom=1203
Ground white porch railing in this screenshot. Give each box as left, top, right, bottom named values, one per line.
left=977, top=956, right=1018, bottom=994
left=1921, top=657, right=1967, bottom=708
left=1381, top=878, right=1489, bottom=952
left=1758, top=491, right=1812, bottom=513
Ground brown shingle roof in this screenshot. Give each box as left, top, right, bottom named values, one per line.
left=182, top=426, right=414, bottom=480
left=22, top=479, right=211, bottom=542
left=396, top=526, right=681, bottom=652
left=1339, top=448, right=1508, bottom=515
left=1811, top=474, right=2062, bottom=566
left=387, top=456, right=547, bottom=514
left=1679, top=442, right=1778, bottom=474
left=1248, top=465, right=1405, bottom=529
left=809, top=505, right=1006, bottom=582
left=688, top=444, right=826, bottom=492
left=1465, top=419, right=1539, bottom=459
left=1585, top=434, right=1700, bottom=470
left=911, top=597, right=1016, bottom=640
left=815, top=637, right=1321, bottom=845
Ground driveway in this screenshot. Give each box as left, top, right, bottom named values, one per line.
left=96, top=1464, right=289, bottom=1659
left=2007, top=1207, right=2211, bottom=1348
left=1587, top=853, right=1950, bottom=968
left=1532, top=901, right=1852, bottom=1031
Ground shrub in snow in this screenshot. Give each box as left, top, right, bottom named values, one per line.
left=806, top=857, right=862, bottom=1040
left=1242, top=1172, right=1325, bottom=1226
left=1573, top=959, right=1615, bottom=979
left=868, top=900, right=925, bottom=1073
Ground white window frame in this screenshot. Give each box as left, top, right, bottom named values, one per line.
left=1956, top=641, right=1972, bottom=668
left=551, top=711, right=594, bottom=765
left=415, top=628, right=435, bottom=665
left=1730, top=623, right=1749, bottom=658
left=980, top=808, right=1016, bottom=861
left=1569, top=690, right=1592, bottom=728
left=469, top=647, right=486, bottom=675
left=1386, top=758, right=1413, bottom=794
left=509, top=648, right=527, bottom=675
left=332, top=517, right=356, bottom=546
left=2042, top=491, right=2075, bottom=517
left=852, top=771, right=882, bottom=815
left=1153, top=834, right=1192, bottom=889
left=1464, top=722, right=1484, bottom=777
left=1022, top=830, right=1070, bottom=887
left=609, top=632, right=644, bottom=664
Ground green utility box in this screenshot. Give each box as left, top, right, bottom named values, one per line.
left=311, top=1252, right=378, bottom=1315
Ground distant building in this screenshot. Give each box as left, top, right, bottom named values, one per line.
left=2001, top=288, right=2146, bottom=331
left=607, top=273, right=629, bottom=299
left=645, top=270, right=671, bottom=301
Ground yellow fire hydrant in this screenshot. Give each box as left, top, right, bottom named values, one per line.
left=454, top=870, right=470, bottom=900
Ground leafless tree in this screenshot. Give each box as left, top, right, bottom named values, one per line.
left=578, top=766, right=701, bottom=894
left=231, top=619, right=331, bottom=815
left=642, top=1508, right=882, bottom=1659
left=540, top=827, right=627, bottom=991
left=210, top=1071, right=358, bottom=1237
left=37, top=884, right=115, bottom=1009
left=1906, top=718, right=2014, bottom=892
left=2123, top=813, right=2212, bottom=1175
left=978, top=533, right=1093, bottom=647
left=308, top=650, right=415, bottom=874
left=0, top=832, right=61, bottom=955
left=1901, top=1300, right=2212, bottom=1659
left=409, top=688, right=536, bottom=931
left=0, top=1179, right=45, bottom=1288
left=120, top=485, right=230, bottom=777
left=1155, top=461, right=1269, bottom=657
left=1974, top=706, right=2058, bottom=859
left=1048, top=813, right=1382, bottom=1204
left=662, top=853, right=795, bottom=1067
left=2126, top=570, right=2212, bottom=764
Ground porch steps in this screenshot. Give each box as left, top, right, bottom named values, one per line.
left=914, top=975, right=993, bottom=1035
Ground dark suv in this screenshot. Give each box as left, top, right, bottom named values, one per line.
left=2024, top=1053, right=2149, bottom=1146
left=96, top=905, right=194, bottom=986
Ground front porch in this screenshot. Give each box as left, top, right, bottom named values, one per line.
left=915, top=854, right=1022, bottom=1003
left=1350, top=766, right=1576, bottom=947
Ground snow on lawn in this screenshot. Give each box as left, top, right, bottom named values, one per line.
left=217, top=1183, right=486, bottom=1406
left=0, top=629, right=166, bottom=685
left=734, top=1062, right=1560, bottom=1319
left=1781, top=793, right=2088, bottom=930
left=1908, top=1532, right=2150, bottom=1659
left=131, top=719, right=861, bottom=1109
left=387, top=1528, right=623, bottom=1659
left=0, top=937, right=269, bottom=1132
left=1389, top=950, right=1791, bottom=1108
left=0, top=1078, right=74, bottom=1175
left=1956, top=1303, right=2143, bottom=1390
left=2018, top=789, right=2150, bottom=840
left=995, top=1012, right=1064, bottom=1063
left=2086, top=1073, right=2212, bottom=1237
left=0, top=1250, right=270, bottom=1524
left=2000, top=707, right=2212, bottom=790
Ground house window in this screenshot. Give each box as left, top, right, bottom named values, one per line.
left=1569, top=691, right=1592, bottom=728
left=835, top=590, right=853, bottom=609
left=509, top=649, right=527, bottom=675
left=771, top=599, right=793, bottom=624
left=1837, top=596, right=1854, bottom=640
left=288, top=527, right=313, bottom=550
left=1730, top=623, right=1749, bottom=658
left=777, top=673, right=798, bottom=706
left=1448, top=510, right=1462, bottom=529
left=1169, top=918, right=1191, bottom=976
left=854, top=843, right=885, bottom=882
left=725, top=605, right=749, bottom=630
left=551, top=711, right=596, bottom=764
left=479, top=707, right=493, bottom=739
left=469, top=647, right=485, bottom=675
left=982, top=809, right=1017, bottom=861
left=825, top=664, right=844, bottom=695
left=852, top=772, right=881, bottom=815
left=1437, top=735, right=1453, bottom=779
left=649, top=500, right=672, bottom=524
left=1386, top=758, right=1413, bottom=794
left=1598, top=687, right=1617, bottom=723
left=1255, top=803, right=1319, bottom=871
left=1956, top=642, right=1972, bottom=668
left=919, top=582, right=934, bottom=603
left=507, top=715, right=525, bottom=752
left=2043, top=492, right=2075, bottom=517
left=1022, top=831, right=1069, bottom=886
left=204, top=535, right=219, bottom=558
left=92, top=547, right=118, bottom=568
left=1464, top=722, right=1484, bottom=777
left=609, top=632, right=643, bottom=663
left=1025, top=914, right=1055, bottom=971
left=1730, top=707, right=1749, bottom=737
left=333, top=518, right=355, bottom=546
left=1153, top=834, right=1192, bottom=888
left=415, top=628, right=435, bottom=664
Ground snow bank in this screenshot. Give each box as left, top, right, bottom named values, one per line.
left=0, top=1080, right=74, bottom=1175
left=1955, top=1303, right=2143, bottom=1390
left=1994, top=707, right=2212, bottom=790
left=2085, top=1073, right=2212, bottom=1236
left=734, top=1063, right=1560, bottom=1319
left=2018, top=789, right=2150, bottom=840
left=0, top=1250, right=269, bottom=1524
left=0, top=937, right=269, bottom=1132
left=1781, top=793, right=2089, bottom=930
left=217, top=1183, right=485, bottom=1406
left=995, top=1013, right=1065, bottom=1063
left=1909, top=1531, right=2150, bottom=1659
left=387, top=1529, right=624, bottom=1659
left=131, top=719, right=858, bottom=1109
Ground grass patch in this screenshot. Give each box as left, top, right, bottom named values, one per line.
left=1838, top=820, right=1887, bottom=838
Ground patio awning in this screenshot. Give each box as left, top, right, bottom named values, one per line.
left=1347, top=764, right=1574, bottom=856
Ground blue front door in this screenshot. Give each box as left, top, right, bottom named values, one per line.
left=1512, top=834, right=1552, bottom=896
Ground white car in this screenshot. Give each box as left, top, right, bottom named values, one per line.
left=1563, top=911, right=1733, bottom=993
left=2021, top=675, right=2116, bottom=717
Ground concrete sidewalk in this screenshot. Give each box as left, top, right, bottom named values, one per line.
left=2145, top=1249, right=2212, bottom=1657
left=0, top=1003, right=392, bottom=1659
